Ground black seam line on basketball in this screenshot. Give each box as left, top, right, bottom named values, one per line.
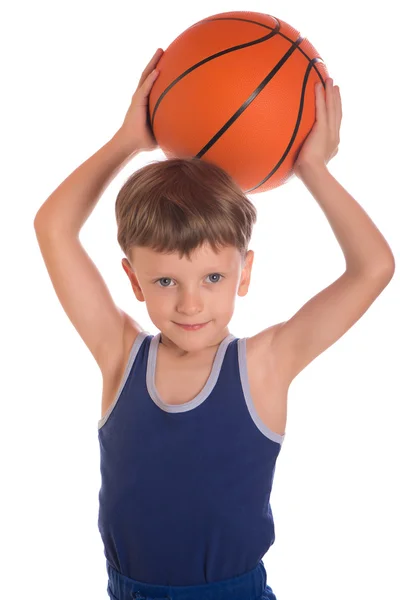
left=149, top=15, right=326, bottom=129
left=150, top=18, right=281, bottom=130
left=244, top=58, right=323, bottom=194
left=195, top=35, right=304, bottom=161
left=195, top=15, right=325, bottom=75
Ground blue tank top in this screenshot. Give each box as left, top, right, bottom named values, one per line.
left=97, top=331, right=285, bottom=586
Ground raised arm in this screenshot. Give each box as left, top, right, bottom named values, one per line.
left=270, top=163, right=395, bottom=386
left=33, top=135, right=143, bottom=376
left=33, top=49, right=163, bottom=376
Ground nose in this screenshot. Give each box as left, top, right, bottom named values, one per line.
left=176, top=289, right=204, bottom=315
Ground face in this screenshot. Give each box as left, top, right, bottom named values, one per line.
left=121, top=243, right=254, bottom=354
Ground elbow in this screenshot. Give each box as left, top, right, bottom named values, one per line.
left=33, top=210, right=45, bottom=231
left=373, top=256, right=395, bottom=284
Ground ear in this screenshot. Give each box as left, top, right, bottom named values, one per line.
left=238, top=250, right=254, bottom=297
left=121, top=259, right=145, bottom=302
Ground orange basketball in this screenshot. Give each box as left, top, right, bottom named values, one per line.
left=149, top=11, right=329, bottom=193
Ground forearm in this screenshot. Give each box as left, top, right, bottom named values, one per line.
left=34, top=131, right=141, bottom=236
left=296, top=163, right=395, bottom=276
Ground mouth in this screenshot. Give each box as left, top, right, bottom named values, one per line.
left=174, top=321, right=210, bottom=330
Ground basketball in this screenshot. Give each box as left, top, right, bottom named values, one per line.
left=148, top=11, right=329, bottom=194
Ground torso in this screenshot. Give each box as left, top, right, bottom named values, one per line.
left=101, top=325, right=288, bottom=437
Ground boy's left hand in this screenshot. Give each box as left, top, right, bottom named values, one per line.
left=293, top=78, right=342, bottom=175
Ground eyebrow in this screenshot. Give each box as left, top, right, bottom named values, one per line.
left=144, top=268, right=230, bottom=277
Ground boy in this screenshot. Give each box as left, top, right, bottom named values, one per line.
left=34, top=48, right=395, bottom=600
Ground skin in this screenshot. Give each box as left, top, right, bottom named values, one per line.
left=121, top=243, right=254, bottom=358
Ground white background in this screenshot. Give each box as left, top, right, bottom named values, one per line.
left=2, top=1, right=399, bottom=599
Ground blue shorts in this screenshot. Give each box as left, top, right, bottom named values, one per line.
left=106, top=560, right=277, bottom=600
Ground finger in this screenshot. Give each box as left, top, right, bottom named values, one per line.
left=138, top=49, right=161, bottom=86
left=325, top=78, right=336, bottom=134
left=315, top=81, right=327, bottom=125
left=142, top=68, right=160, bottom=97
left=139, top=48, right=163, bottom=86
left=335, top=86, right=342, bottom=133
left=147, top=47, right=163, bottom=69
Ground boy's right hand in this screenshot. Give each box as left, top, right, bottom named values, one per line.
left=116, top=48, right=164, bottom=153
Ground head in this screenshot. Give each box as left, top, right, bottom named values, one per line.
left=115, top=157, right=257, bottom=352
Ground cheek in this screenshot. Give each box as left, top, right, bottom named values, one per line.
left=145, top=289, right=176, bottom=315
left=211, top=287, right=237, bottom=313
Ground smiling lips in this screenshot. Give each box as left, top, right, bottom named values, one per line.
left=175, top=322, right=209, bottom=330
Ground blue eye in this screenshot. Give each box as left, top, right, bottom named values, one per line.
left=156, top=278, right=173, bottom=288
left=207, top=273, right=223, bottom=284
left=155, top=274, right=224, bottom=287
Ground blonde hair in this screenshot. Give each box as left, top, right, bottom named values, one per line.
left=115, top=157, right=257, bottom=266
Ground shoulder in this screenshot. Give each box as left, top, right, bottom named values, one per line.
left=100, top=313, right=147, bottom=421
left=245, top=321, right=284, bottom=355
left=245, top=321, right=291, bottom=385
left=101, top=310, right=146, bottom=381
left=122, top=311, right=148, bottom=361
